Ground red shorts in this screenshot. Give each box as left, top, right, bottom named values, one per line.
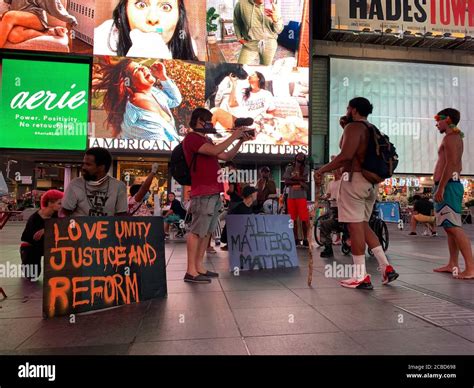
left=287, top=198, right=309, bottom=222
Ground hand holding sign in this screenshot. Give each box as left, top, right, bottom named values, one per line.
left=33, top=229, right=44, bottom=241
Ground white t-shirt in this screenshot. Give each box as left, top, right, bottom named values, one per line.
left=237, top=89, right=275, bottom=119
left=128, top=196, right=152, bottom=216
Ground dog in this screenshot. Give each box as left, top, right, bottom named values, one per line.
left=205, top=63, right=249, bottom=108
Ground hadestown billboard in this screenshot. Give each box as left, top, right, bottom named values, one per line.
left=332, top=0, right=474, bottom=37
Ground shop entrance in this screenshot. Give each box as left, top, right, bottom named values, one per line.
left=117, top=160, right=169, bottom=209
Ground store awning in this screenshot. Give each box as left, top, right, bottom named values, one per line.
left=322, top=30, right=474, bottom=51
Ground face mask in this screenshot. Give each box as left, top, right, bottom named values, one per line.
left=195, top=121, right=216, bottom=134
left=86, top=175, right=109, bottom=187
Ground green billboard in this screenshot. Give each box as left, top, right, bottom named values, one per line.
left=0, top=58, right=89, bottom=151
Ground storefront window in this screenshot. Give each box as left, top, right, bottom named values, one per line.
left=117, top=161, right=169, bottom=208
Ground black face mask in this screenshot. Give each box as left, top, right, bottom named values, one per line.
left=195, top=121, right=216, bottom=134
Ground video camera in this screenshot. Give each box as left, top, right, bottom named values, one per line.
left=234, top=117, right=255, bottom=137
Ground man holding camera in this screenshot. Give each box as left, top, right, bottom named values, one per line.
left=182, top=108, right=253, bottom=283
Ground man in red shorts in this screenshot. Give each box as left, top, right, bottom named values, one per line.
left=283, top=153, right=309, bottom=247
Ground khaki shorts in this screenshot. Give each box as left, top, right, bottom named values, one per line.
left=189, top=194, right=222, bottom=238
left=413, top=214, right=435, bottom=224
left=338, top=172, right=377, bottom=223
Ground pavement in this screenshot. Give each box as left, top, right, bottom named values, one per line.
left=0, top=221, right=473, bottom=355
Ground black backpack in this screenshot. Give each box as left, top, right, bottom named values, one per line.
left=170, top=137, right=198, bottom=186
left=359, top=121, right=399, bottom=184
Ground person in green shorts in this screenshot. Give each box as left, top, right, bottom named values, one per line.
left=433, top=108, right=474, bottom=279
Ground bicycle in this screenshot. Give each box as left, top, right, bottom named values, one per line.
left=313, top=200, right=332, bottom=246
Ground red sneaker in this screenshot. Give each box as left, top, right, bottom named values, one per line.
left=340, top=275, right=373, bottom=290
left=382, top=265, right=399, bottom=285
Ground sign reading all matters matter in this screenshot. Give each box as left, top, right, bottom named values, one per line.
left=43, top=217, right=167, bottom=318
left=226, top=215, right=299, bottom=271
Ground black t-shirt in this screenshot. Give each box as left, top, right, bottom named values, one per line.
left=229, top=201, right=254, bottom=215
left=170, top=199, right=187, bottom=219
left=21, top=211, right=49, bottom=254
left=228, top=182, right=242, bottom=204
left=414, top=199, right=433, bottom=216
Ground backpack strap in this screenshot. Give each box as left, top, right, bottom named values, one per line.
left=348, top=120, right=373, bottom=181
left=359, top=120, right=382, bottom=156
left=185, top=132, right=202, bottom=173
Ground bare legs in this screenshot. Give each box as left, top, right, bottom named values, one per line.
left=0, top=11, right=67, bottom=48
left=347, top=222, right=376, bottom=256
left=211, top=108, right=234, bottom=130
left=186, top=232, right=211, bottom=276
left=434, top=227, right=474, bottom=279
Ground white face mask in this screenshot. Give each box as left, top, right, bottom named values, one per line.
left=86, top=175, right=109, bottom=187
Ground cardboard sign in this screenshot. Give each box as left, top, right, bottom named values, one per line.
left=43, top=217, right=167, bottom=318
left=226, top=215, right=299, bottom=271
left=377, top=202, right=401, bottom=223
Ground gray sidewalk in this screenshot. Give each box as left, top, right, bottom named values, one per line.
left=0, top=221, right=473, bottom=355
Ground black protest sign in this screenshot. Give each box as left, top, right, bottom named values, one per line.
left=43, top=217, right=167, bottom=318
left=226, top=215, right=299, bottom=271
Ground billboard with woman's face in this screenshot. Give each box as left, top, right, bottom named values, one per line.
left=205, top=61, right=309, bottom=155
left=93, top=0, right=207, bottom=62
left=0, top=0, right=311, bottom=156
left=90, top=55, right=206, bottom=151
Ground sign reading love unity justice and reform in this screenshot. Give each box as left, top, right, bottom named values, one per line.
left=332, top=0, right=474, bottom=36
left=43, top=217, right=167, bottom=318
left=0, top=58, right=89, bottom=150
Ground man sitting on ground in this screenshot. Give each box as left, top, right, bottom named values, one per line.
left=221, top=186, right=258, bottom=250
left=409, top=194, right=437, bottom=236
